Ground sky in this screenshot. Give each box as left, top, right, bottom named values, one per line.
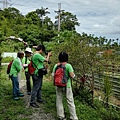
left=0, top=0, right=120, bottom=42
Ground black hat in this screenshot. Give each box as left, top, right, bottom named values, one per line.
left=36, top=44, right=45, bottom=52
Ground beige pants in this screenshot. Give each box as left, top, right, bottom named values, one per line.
left=56, top=87, right=78, bottom=120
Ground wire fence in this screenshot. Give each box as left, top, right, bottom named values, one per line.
left=74, top=64, right=120, bottom=99
left=94, top=65, right=120, bottom=98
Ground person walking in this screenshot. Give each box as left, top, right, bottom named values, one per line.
left=30, top=44, right=52, bottom=108
left=22, top=47, right=33, bottom=95
left=52, top=52, right=78, bottom=120
left=10, top=51, right=24, bottom=100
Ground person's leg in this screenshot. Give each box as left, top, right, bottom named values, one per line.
left=25, top=72, right=31, bottom=93
left=30, top=75, right=41, bottom=104
left=56, top=87, right=65, bottom=119
left=11, top=76, right=19, bottom=98
left=37, top=75, right=43, bottom=102
left=66, top=87, right=78, bottom=120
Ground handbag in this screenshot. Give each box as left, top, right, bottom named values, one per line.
left=38, top=67, right=47, bottom=75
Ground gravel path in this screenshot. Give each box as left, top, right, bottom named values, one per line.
left=19, top=79, right=56, bottom=120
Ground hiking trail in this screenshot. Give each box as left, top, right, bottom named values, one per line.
left=19, top=79, right=56, bottom=120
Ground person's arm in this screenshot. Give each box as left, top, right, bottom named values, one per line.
left=52, top=64, right=57, bottom=77
left=44, top=52, right=52, bottom=62
left=15, top=60, right=23, bottom=72
left=69, top=72, right=75, bottom=78
left=68, top=64, right=75, bottom=78
left=22, top=57, right=28, bottom=68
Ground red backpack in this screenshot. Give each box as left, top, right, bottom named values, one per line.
left=54, top=63, right=68, bottom=87
left=28, top=61, right=36, bottom=76
left=7, top=60, right=13, bottom=74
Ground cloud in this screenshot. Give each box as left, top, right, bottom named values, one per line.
left=2, top=0, right=120, bottom=40
left=73, top=0, right=120, bottom=39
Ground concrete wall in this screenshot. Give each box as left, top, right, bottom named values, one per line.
left=2, top=52, right=17, bottom=58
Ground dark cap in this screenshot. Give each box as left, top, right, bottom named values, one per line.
left=36, top=44, right=46, bottom=52
left=58, top=52, right=68, bottom=62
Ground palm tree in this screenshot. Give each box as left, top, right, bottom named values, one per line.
left=36, top=7, right=50, bottom=27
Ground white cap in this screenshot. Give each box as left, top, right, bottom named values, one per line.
left=25, top=48, right=33, bottom=53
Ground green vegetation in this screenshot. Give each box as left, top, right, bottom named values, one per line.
left=102, top=76, right=113, bottom=107
left=0, top=66, right=33, bottom=120
left=0, top=66, right=120, bottom=120
left=2, top=56, right=14, bottom=63
left=0, top=6, right=120, bottom=120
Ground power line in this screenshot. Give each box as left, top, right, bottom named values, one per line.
left=9, top=0, right=31, bottom=7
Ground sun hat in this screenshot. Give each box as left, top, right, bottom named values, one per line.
left=25, top=48, right=33, bottom=53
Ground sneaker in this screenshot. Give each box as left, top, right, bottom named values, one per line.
left=58, top=117, right=66, bottom=120
left=30, top=103, right=39, bottom=108
left=27, top=92, right=31, bottom=95
left=18, top=93, right=24, bottom=97
left=13, top=97, right=19, bottom=100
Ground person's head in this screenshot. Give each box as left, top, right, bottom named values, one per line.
left=25, top=47, right=33, bottom=57
left=36, top=44, right=45, bottom=53
left=17, top=51, right=24, bottom=59
left=58, top=52, right=68, bottom=62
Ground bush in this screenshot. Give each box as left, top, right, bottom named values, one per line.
left=2, top=57, right=14, bottom=63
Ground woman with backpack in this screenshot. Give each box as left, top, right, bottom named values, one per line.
left=52, top=52, right=78, bottom=120
left=9, top=51, right=24, bottom=100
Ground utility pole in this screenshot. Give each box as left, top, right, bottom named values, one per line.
left=55, top=3, right=64, bottom=32
left=0, top=0, right=9, bottom=9
left=3, top=0, right=7, bottom=9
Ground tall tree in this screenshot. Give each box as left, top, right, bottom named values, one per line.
left=36, top=7, right=50, bottom=27
left=25, top=11, right=40, bottom=25
left=55, top=11, right=80, bottom=31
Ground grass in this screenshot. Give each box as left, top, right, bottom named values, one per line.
left=0, top=66, right=33, bottom=120
left=0, top=65, right=120, bottom=120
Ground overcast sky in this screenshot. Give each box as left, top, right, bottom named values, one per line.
left=1, top=0, right=120, bottom=42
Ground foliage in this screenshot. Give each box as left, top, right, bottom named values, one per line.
left=0, top=65, right=120, bottom=120
left=102, top=77, right=113, bottom=107
left=42, top=79, right=120, bottom=120
left=50, top=31, right=120, bottom=104
left=73, top=84, right=93, bottom=106
left=55, top=11, right=80, bottom=31
left=1, top=57, right=14, bottom=63
left=0, top=66, right=33, bottom=120
left=0, top=7, right=120, bottom=118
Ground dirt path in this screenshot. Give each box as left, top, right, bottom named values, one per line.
left=19, top=79, right=56, bottom=120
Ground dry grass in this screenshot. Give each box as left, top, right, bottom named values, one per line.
left=94, top=89, right=120, bottom=106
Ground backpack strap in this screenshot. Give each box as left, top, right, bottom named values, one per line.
left=31, top=56, right=38, bottom=70
left=25, top=56, right=27, bottom=64
left=31, top=55, right=43, bottom=70
left=24, top=56, right=28, bottom=70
